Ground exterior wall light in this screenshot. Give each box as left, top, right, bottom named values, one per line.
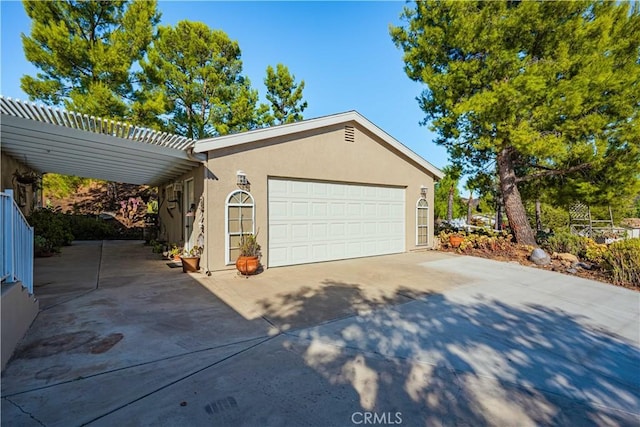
left=237, top=170, right=248, bottom=186
left=420, top=185, right=428, bottom=198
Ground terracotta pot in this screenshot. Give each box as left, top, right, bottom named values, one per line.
left=449, top=235, right=464, bottom=248
left=180, top=256, right=200, bottom=273
left=236, top=256, right=260, bottom=275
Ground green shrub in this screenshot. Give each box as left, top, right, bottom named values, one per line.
left=540, top=231, right=590, bottom=258
left=602, top=239, right=640, bottom=287
left=27, top=208, right=74, bottom=252
left=584, top=241, right=608, bottom=265
left=64, top=214, right=117, bottom=240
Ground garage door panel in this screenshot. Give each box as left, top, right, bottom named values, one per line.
left=312, top=223, right=327, bottom=239
left=289, top=244, right=309, bottom=263
left=292, top=181, right=309, bottom=194
left=291, top=202, right=309, bottom=217
left=330, top=203, right=345, bottom=216
left=312, top=203, right=327, bottom=217
left=270, top=179, right=288, bottom=194
left=312, top=182, right=328, bottom=195
left=268, top=179, right=405, bottom=267
left=270, top=201, right=288, bottom=218
left=312, top=244, right=327, bottom=258
left=329, top=242, right=346, bottom=258
left=291, top=224, right=309, bottom=240
left=329, top=223, right=345, bottom=237
left=363, top=222, right=376, bottom=235
left=347, top=223, right=361, bottom=236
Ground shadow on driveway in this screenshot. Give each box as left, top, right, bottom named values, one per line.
left=1, top=242, right=638, bottom=426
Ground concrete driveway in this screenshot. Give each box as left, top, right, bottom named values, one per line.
left=1, top=241, right=638, bottom=426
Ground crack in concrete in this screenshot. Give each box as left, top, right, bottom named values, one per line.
left=39, top=241, right=104, bottom=312
left=80, top=334, right=279, bottom=426
left=4, top=335, right=272, bottom=397
left=4, top=396, right=47, bottom=426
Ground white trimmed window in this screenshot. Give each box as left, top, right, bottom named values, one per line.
left=226, top=190, right=255, bottom=264
left=417, top=198, right=429, bottom=245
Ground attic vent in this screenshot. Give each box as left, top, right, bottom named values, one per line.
left=344, top=125, right=355, bottom=143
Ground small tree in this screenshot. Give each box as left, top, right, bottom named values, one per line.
left=434, top=165, right=464, bottom=221
left=263, top=64, right=308, bottom=126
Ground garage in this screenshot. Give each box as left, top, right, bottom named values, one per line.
left=268, top=178, right=405, bottom=267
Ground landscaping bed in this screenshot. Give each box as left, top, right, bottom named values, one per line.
left=437, top=230, right=639, bottom=290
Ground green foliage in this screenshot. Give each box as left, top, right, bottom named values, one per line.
left=42, top=173, right=93, bottom=199
left=392, top=1, right=640, bottom=243
left=141, top=20, right=259, bottom=139
left=168, top=244, right=182, bottom=259
left=65, top=215, right=117, bottom=240
left=21, top=3, right=309, bottom=139
left=434, top=179, right=465, bottom=220
left=539, top=231, right=590, bottom=258
left=602, top=239, right=640, bottom=287
left=150, top=241, right=165, bottom=254
left=438, top=230, right=513, bottom=252
left=263, top=64, right=308, bottom=126
left=238, top=234, right=261, bottom=257
left=434, top=165, right=465, bottom=220
left=525, top=200, right=569, bottom=232
left=146, top=201, right=158, bottom=214
left=28, top=208, right=74, bottom=253
left=584, top=241, right=608, bottom=265
left=184, top=246, right=203, bottom=257
left=21, top=0, right=160, bottom=119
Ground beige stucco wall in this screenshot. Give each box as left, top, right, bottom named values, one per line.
left=204, top=122, right=437, bottom=271
left=1, top=152, right=37, bottom=216
left=1, top=283, right=39, bottom=371
left=157, top=165, right=205, bottom=249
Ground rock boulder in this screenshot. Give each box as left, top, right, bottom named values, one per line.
left=530, top=248, right=551, bottom=266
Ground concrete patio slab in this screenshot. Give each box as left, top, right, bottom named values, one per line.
left=1, top=241, right=638, bottom=426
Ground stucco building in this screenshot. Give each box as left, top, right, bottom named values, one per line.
left=158, top=111, right=443, bottom=273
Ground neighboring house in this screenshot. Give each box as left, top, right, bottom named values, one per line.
left=158, top=111, right=443, bottom=273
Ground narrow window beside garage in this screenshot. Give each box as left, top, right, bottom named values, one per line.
left=417, top=198, right=429, bottom=245
left=226, top=190, right=255, bottom=264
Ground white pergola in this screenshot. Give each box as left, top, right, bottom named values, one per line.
left=0, top=97, right=201, bottom=186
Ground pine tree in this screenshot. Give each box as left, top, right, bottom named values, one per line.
left=141, top=20, right=260, bottom=139
left=263, top=64, right=308, bottom=126
left=391, top=1, right=640, bottom=245
left=21, top=0, right=160, bottom=120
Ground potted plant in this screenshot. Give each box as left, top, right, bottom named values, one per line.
left=440, top=219, right=466, bottom=248
left=168, top=244, right=182, bottom=261
left=449, top=233, right=465, bottom=248
left=236, top=234, right=261, bottom=275
left=180, top=246, right=202, bottom=273
left=13, top=169, right=40, bottom=186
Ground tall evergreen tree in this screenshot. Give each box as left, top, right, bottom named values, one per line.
left=391, top=1, right=640, bottom=245
left=21, top=0, right=160, bottom=120
left=263, top=64, right=308, bottom=126
left=141, top=20, right=260, bottom=139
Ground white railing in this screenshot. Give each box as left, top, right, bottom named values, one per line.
left=1, top=190, right=34, bottom=294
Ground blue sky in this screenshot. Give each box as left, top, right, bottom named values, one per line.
left=0, top=1, right=448, bottom=170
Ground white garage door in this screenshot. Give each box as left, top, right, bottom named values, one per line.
left=268, top=179, right=405, bottom=267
